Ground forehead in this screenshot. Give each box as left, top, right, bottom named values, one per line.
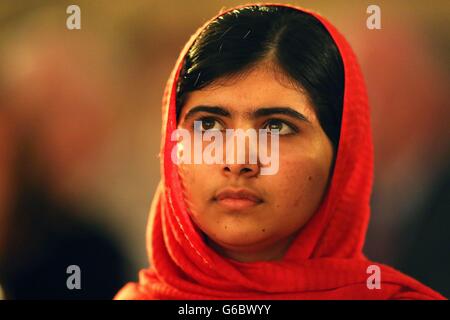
left=180, top=65, right=318, bottom=121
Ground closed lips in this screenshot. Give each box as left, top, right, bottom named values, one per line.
left=214, top=189, right=263, bottom=203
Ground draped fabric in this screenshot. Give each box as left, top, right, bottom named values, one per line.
left=115, top=3, right=445, bottom=300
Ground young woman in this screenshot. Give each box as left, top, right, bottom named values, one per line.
left=115, top=3, right=445, bottom=299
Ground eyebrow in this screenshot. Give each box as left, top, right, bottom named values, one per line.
left=183, top=106, right=231, bottom=122
left=253, top=107, right=311, bottom=123
left=182, top=105, right=311, bottom=124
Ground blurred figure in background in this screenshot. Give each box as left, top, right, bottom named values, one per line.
left=0, top=106, right=17, bottom=290
left=0, top=18, right=132, bottom=299
left=349, top=10, right=450, bottom=297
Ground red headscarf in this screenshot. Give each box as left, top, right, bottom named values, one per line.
left=115, top=3, right=445, bottom=300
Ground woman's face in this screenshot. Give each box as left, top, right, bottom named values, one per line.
left=177, top=64, right=334, bottom=262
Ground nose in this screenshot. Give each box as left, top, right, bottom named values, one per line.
left=220, top=127, right=261, bottom=178
left=222, top=162, right=260, bottom=178
left=222, top=138, right=261, bottom=177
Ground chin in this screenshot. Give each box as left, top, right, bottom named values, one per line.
left=208, top=229, right=272, bottom=250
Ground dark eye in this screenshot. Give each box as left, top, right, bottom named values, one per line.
left=263, top=119, right=296, bottom=135
left=193, top=117, right=224, bottom=132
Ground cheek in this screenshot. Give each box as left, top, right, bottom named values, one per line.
left=270, top=150, right=332, bottom=220
left=178, top=163, right=215, bottom=215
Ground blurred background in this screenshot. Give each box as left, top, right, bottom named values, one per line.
left=0, top=0, right=448, bottom=299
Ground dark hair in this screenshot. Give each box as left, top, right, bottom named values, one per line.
left=176, top=5, right=344, bottom=151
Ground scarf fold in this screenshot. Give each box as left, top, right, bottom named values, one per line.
left=115, top=3, right=445, bottom=300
